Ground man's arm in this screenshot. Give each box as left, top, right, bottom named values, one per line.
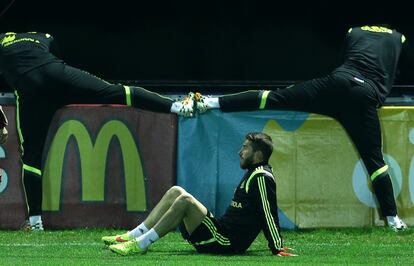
left=250, top=174, right=283, bottom=255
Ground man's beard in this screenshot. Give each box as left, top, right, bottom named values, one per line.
left=240, top=156, right=254, bottom=169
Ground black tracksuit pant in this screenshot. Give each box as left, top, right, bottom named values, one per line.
left=219, top=70, right=397, bottom=217
left=15, top=62, right=173, bottom=216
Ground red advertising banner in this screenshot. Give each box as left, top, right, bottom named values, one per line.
left=0, top=105, right=177, bottom=229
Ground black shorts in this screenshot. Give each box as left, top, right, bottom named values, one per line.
left=179, top=212, right=241, bottom=254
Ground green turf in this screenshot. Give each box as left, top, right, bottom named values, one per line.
left=0, top=227, right=413, bottom=265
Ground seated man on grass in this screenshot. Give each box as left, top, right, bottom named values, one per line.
left=102, top=132, right=296, bottom=256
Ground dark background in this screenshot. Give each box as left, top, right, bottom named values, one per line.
left=0, top=0, right=412, bottom=83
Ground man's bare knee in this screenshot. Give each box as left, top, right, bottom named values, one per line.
left=166, top=186, right=187, bottom=199
left=173, top=194, right=196, bottom=212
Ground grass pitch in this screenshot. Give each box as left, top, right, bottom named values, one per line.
left=0, top=227, right=413, bottom=265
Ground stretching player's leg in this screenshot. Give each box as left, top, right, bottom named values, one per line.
left=16, top=88, right=59, bottom=231
left=20, top=132, right=49, bottom=231
left=108, top=187, right=208, bottom=255
left=128, top=86, right=195, bottom=117
left=195, top=76, right=342, bottom=114
left=49, top=64, right=194, bottom=116
left=338, top=88, right=405, bottom=230
left=102, top=186, right=188, bottom=244
left=22, top=170, right=42, bottom=230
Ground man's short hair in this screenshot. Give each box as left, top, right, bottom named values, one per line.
left=245, top=132, right=273, bottom=163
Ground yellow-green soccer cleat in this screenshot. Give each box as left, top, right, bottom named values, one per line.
left=101, top=232, right=133, bottom=245
left=109, top=239, right=147, bottom=255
